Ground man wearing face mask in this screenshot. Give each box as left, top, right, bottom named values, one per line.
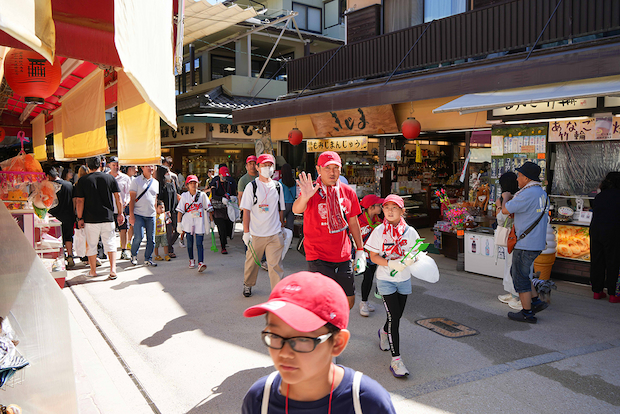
left=240, top=154, right=286, bottom=297
left=293, top=151, right=365, bottom=310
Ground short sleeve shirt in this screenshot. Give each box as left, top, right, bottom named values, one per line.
left=302, top=183, right=361, bottom=263
left=75, top=172, right=119, bottom=224
left=238, top=172, right=258, bottom=194
left=109, top=171, right=131, bottom=213
left=130, top=175, right=159, bottom=217
left=242, top=367, right=396, bottom=414
left=365, top=223, right=421, bottom=283
left=239, top=178, right=285, bottom=237
left=505, top=185, right=548, bottom=251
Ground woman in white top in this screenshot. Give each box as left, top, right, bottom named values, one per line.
left=176, top=175, right=214, bottom=272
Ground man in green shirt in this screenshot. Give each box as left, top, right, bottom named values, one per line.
left=237, top=155, right=258, bottom=204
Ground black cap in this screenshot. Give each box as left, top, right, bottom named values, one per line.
left=516, top=161, right=541, bottom=181
left=109, top=156, right=119, bottom=163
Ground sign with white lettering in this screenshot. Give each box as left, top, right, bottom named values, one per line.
left=492, top=98, right=596, bottom=116
left=211, top=123, right=256, bottom=139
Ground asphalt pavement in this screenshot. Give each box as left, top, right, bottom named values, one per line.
left=64, top=225, right=620, bottom=413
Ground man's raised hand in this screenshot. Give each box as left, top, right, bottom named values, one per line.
left=296, top=172, right=320, bottom=200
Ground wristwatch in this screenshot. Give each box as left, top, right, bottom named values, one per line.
left=77, top=217, right=83, bottom=221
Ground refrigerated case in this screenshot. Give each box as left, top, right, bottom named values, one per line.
left=464, top=227, right=512, bottom=278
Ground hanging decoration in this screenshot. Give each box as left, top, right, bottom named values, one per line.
left=402, top=117, right=421, bottom=139
left=415, top=141, right=422, bottom=163
left=288, top=118, right=303, bottom=145
left=3, top=49, right=62, bottom=104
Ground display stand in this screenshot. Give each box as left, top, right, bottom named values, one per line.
left=34, top=216, right=67, bottom=289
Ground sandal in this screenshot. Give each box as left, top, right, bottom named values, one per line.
left=108, top=273, right=117, bottom=280
left=168, top=253, right=177, bottom=258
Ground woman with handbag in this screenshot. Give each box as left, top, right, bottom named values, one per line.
left=495, top=172, right=521, bottom=310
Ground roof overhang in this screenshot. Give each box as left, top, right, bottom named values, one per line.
left=183, top=0, right=257, bottom=46
left=232, top=39, right=620, bottom=124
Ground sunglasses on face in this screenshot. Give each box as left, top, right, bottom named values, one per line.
left=261, top=331, right=332, bottom=353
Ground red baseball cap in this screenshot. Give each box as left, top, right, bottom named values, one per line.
left=317, top=151, right=341, bottom=168
left=243, top=272, right=349, bottom=332
left=257, top=154, right=275, bottom=165
left=185, top=175, right=199, bottom=184
left=360, top=194, right=385, bottom=209
left=383, top=194, right=404, bottom=208
left=246, top=155, right=257, bottom=164
left=219, top=166, right=230, bottom=177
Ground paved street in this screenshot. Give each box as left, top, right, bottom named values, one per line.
left=65, top=226, right=620, bottom=414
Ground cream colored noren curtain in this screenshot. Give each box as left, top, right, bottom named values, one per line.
left=0, top=0, right=55, bottom=62
left=31, top=112, right=46, bottom=161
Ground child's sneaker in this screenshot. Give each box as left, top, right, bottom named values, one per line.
left=198, top=262, right=207, bottom=272
left=498, top=293, right=513, bottom=303
left=367, top=302, right=376, bottom=312
left=508, top=298, right=522, bottom=310
left=508, top=310, right=537, bottom=324
left=154, top=255, right=163, bottom=261
left=164, top=255, right=171, bottom=261
left=390, top=358, right=410, bottom=377
left=378, top=329, right=390, bottom=351
left=359, top=301, right=370, bottom=317
left=189, top=259, right=195, bottom=268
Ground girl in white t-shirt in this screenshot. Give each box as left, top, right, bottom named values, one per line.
left=176, top=175, right=214, bottom=272
left=364, top=194, right=420, bottom=378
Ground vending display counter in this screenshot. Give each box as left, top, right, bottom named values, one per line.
left=464, top=227, right=512, bottom=278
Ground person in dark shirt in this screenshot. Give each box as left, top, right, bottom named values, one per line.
left=209, top=165, right=237, bottom=254
left=46, top=167, right=76, bottom=268
left=75, top=156, right=124, bottom=280
left=590, top=171, right=620, bottom=303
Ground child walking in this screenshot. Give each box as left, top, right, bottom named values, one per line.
left=154, top=200, right=170, bottom=261
left=176, top=175, right=215, bottom=272
left=365, top=194, right=421, bottom=378
left=242, top=271, right=397, bottom=413
left=357, top=194, right=384, bottom=317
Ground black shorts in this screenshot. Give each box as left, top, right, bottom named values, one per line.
left=60, top=220, right=74, bottom=244
left=307, top=259, right=355, bottom=297
left=114, top=213, right=128, bottom=231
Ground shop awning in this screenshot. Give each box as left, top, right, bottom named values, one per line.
left=183, top=1, right=257, bottom=46
left=433, top=75, right=620, bottom=115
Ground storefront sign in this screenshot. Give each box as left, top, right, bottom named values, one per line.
left=553, top=224, right=590, bottom=262
left=492, top=98, right=596, bottom=116
left=160, top=123, right=207, bottom=144
left=310, top=105, right=399, bottom=138
left=211, top=123, right=256, bottom=139
left=604, top=97, right=620, bottom=107
left=386, top=150, right=401, bottom=162
left=306, top=136, right=368, bottom=153
left=548, top=117, right=620, bottom=141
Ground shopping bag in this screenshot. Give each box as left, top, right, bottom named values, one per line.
left=227, top=196, right=240, bottom=222
left=74, top=228, right=86, bottom=257
left=494, top=225, right=510, bottom=247
left=507, top=225, right=517, bottom=254
left=408, top=252, right=439, bottom=283
left=281, top=228, right=293, bottom=260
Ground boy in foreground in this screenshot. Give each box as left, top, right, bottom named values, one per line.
left=242, top=272, right=396, bottom=413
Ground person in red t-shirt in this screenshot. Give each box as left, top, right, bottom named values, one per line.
left=293, top=151, right=365, bottom=309
left=357, top=194, right=384, bottom=317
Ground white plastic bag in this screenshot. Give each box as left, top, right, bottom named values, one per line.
left=281, top=227, right=293, bottom=260
left=408, top=252, right=440, bottom=283
left=74, top=228, right=86, bottom=258
left=227, top=196, right=240, bottom=222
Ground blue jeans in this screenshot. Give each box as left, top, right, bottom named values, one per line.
left=186, top=233, right=204, bottom=263
left=510, top=249, right=541, bottom=293
left=131, top=215, right=155, bottom=261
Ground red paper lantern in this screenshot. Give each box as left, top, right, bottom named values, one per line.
left=3, top=49, right=62, bottom=104
left=401, top=117, right=421, bottom=139
left=288, top=128, right=303, bottom=145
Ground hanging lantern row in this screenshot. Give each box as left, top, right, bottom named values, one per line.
left=3, top=49, right=62, bottom=105
left=401, top=117, right=421, bottom=140
left=288, top=127, right=303, bottom=146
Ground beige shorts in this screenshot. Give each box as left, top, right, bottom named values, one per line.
left=84, top=222, right=116, bottom=257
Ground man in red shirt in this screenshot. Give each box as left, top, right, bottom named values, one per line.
left=293, top=151, right=365, bottom=309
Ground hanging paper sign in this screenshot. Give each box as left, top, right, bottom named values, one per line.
left=310, top=105, right=398, bottom=138
left=548, top=117, right=620, bottom=142
left=306, top=136, right=368, bottom=153
left=459, top=151, right=471, bottom=183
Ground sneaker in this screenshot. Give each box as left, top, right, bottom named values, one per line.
left=120, top=251, right=130, bottom=260
left=261, top=261, right=268, bottom=271
left=359, top=302, right=370, bottom=317
left=154, top=255, right=163, bottom=261
left=131, top=256, right=138, bottom=265
left=498, top=293, right=513, bottom=304
left=198, top=262, right=207, bottom=273
left=221, top=248, right=228, bottom=255
left=243, top=284, right=252, bottom=297
left=367, top=302, right=376, bottom=312
left=189, top=260, right=196, bottom=268
left=390, top=358, right=410, bottom=378
left=145, top=260, right=158, bottom=267
left=378, top=329, right=390, bottom=351
left=179, top=239, right=185, bottom=248
left=593, top=291, right=607, bottom=300
left=66, top=256, right=75, bottom=268
left=508, top=298, right=523, bottom=310
left=609, top=295, right=620, bottom=303
left=164, top=255, right=171, bottom=261
left=508, top=310, right=537, bottom=324
left=531, top=299, right=549, bottom=314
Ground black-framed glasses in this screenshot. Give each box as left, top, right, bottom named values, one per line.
left=261, top=331, right=332, bottom=353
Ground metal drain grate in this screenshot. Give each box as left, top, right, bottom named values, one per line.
left=416, top=317, right=478, bottom=338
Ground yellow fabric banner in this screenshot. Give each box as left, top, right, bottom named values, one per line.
left=31, top=113, right=46, bottom=161
left=52, top=109, right=76, bottom=161
left=117, top=70, right=161, bottom=165
left=60, top=70, right=108, bottom=158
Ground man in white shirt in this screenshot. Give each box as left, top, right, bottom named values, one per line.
left=108, top=156, right=132, bottom=260
left=240, top=154, right=285, bottom=297
left=129, top=165, right=160, bottom=266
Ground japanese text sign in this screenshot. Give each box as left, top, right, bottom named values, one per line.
left=310, top=105, right=398, bottom=138
left=548, top=117, right=620, bottom=142
left=306, top=136, right=368, bottom=153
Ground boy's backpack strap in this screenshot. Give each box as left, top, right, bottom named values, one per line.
left=353, top=371, right=363, bottom=414
left=261, top=371, right=279, bottom=414
left=252, top=180, right=282, bottom=211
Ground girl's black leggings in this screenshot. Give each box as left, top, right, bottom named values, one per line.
left=382, top=292, right=408, bottom=357
left=361, top=262, right=377, bottom=302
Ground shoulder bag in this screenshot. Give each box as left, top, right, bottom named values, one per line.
left=135, top=178, right=153, bottom=203
left=507, top=197, right=548, bottom=254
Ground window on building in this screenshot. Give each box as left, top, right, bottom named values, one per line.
left=211, top=55, right=236, bottom=80
left=324, top=0, right=345, bottom=29
left=385, top=0, right=423, bottom=33
left=293, top=2, right=322, bottom=33
left=424, top=0, right=467, bottom=22
left=251, top=52, right=294, bottom=81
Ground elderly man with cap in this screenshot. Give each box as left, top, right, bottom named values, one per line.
left=239, top=153, right=285, bottom=297
left=237, top=155, right=259, bottom=204
left=108, top=156, right=132, bottom=259
left=293, top=151, right=366, bottom=310
left=209, top=164, right=237, bottom=254
left=501, top=161, right=550, bottom=324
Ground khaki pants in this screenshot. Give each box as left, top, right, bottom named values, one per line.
left=244, top=233, right=284, bottom=289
